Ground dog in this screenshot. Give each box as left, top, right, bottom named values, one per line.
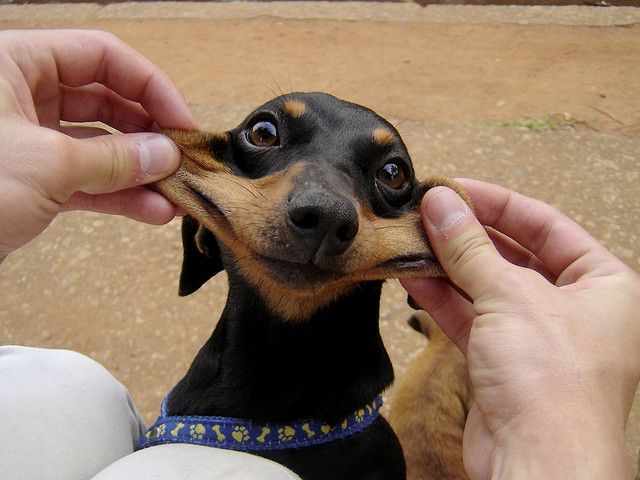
left=389, top=311, right=472, bottom=480
left=139, top=92, right=470, bottom=479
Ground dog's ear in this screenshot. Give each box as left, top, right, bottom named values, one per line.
left=178, top=215, right=224, bottom=296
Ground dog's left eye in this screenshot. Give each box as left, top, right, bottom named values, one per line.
left=247, top=120, right=279, bottom=147
left=376, top=162, right=407, bottom=190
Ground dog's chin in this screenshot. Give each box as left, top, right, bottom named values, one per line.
left=254, top=255, right=344, bottom=291
left=233, top=256, right=351, bottom=320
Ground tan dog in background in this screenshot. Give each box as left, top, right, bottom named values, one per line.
left=389, top=312, right=472, bottom=480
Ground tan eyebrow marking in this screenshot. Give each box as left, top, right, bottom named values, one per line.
left=372, top=128, right=395, bottom=148
left=283, top=100, right=307, bottom=118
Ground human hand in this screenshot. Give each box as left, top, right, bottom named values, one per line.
left=0, top=29, right=197, bottom=261
left=402, top=179, right=640, bottom=479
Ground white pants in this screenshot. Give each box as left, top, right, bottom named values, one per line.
left=0, top=346, right=300, bottom=480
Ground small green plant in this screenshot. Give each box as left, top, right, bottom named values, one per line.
left=492, top=114, right=595, bottom=132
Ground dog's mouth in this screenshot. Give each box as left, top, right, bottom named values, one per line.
left=377, top=253, right=440, bottom=272
left=184, top=185, right=339, bottom=284
left=242, top=253, right=442, bottom=294
left=184, top=188, right=332, bottom=276
left=185, top=183, right=441, bottom=288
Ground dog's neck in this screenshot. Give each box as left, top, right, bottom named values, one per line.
left=167, top=270, right=393, bottom=424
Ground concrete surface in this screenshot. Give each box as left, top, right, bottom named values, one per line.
left=0, top=2, right=638, bottom=473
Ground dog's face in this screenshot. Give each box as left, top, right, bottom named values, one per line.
left=157, top=92, right=468, bottom=320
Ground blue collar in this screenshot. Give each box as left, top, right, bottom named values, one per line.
left=138, top=394, right=382, bottom=452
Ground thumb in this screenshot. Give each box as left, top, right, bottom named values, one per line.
left=424, top=186, right=510, bottom=301
left=65, top=132, right=180, bottom=195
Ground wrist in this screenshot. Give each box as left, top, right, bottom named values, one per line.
left=491, top=409, right=631, bottom=480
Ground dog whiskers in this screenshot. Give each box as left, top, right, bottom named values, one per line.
left=223, top=177, right=264, bottom=200
left=372, top=224, right=411, bottom=231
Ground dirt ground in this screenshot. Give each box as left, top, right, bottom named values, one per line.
left=0, top=2, right=639, bottom=474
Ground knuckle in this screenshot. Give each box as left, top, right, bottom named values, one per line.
left=97, top=140, right=130, bottom=191
left=43, top=129, right=69, bottom=155
left=444, top=228, right=519, bottom=296
left=45, top=132, right=76, bottom=180
left=97, top=30, right=118, bottom=42
left=88, top=29, right=120, bottom=46
left=448, top=229, right=493, bottom=271
left=97, top=91, right=117, bottom=126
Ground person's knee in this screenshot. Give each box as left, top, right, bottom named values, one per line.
left=92, top=444, right=302, bottom=480
left=0, top=344, right=107, bottom=383
left=0, top=346, right=145, bottom=480
left=0, top=345, right=139, bottom=419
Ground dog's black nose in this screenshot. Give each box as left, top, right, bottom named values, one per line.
left=287, top=189, right=359, bottom=260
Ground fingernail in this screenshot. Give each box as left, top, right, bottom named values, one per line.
left=424, top=187, right=469, bottom=231
left=138, top=134, right=180, bottom=176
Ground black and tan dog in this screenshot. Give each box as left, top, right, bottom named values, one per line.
left=143, top=92, right=469, bottom=479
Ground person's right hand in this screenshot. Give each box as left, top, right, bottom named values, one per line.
left=0, top=29, right=197, bottom=261
left=402, top=179, right=640, bottom=479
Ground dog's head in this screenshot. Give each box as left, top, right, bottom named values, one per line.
left=157, top=92, right=469, bottom=320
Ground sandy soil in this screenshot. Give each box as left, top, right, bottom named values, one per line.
left=0, top=2, right=639, bottom=474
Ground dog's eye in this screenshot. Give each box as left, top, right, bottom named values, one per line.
left=376, top=162, right=407, bottom=190
left=248, top=120, right=279, bottom=147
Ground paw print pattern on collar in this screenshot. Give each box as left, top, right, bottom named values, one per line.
left=138, top=394, right=383, bottom=452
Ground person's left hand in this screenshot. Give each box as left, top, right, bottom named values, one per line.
left=0, top=29, right=197, bottom=260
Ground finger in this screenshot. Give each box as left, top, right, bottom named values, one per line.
left=16, top=30, right=196, bottom=129
left=65, top=132, right=180, bottom=194
left=422, top=187, right=514, bottom=301
left=59, top=83, right=154, bottom=133
left=486, top=227, right=555, bottom=283
left=61, top=187, right=178, bottom=225
left=401, top=277, right=474, bottom=355
left=455, top=178, right=607, bottom=280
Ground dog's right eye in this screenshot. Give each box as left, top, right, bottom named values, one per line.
left=247, top=120, right=279, bottom=147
